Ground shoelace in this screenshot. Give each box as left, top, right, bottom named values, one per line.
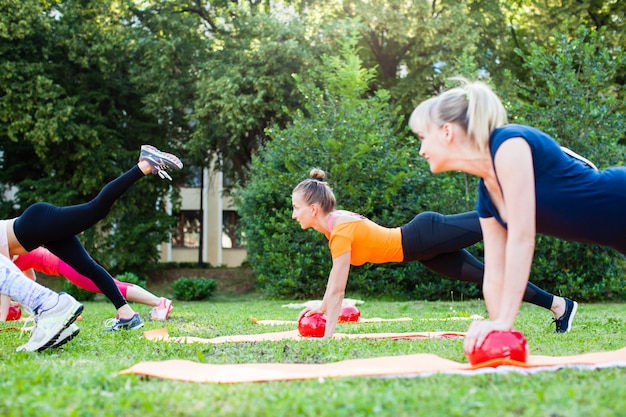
left=19, top=314, right=34, bottom=338
left=141, top=151, right=178, bottom=181
left=148, top=156, right=175, bottom=181
left=157, top=169, right=173, bottom=181
left=103, top=317, right=120, bottom=329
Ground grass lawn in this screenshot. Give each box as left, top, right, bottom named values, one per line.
left=1, top=293, right=625, bottom=417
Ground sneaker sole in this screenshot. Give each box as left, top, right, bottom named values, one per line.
left=563, top=301, right=578, bottom=333
left=51, top=325, right=80, bottom=349
left=35, top=303, right=84, bottom=352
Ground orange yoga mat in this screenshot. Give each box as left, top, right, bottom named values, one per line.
left=120, top=344, right=626, bottom=384
left=249, top=316, right=413, bottom=325
left=143, top=328, right=465, bottom=344
left=250, top=315, right=484, bottom=325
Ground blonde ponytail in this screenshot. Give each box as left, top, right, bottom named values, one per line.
left=464, top=80, right=508, bottom=151
left=409, top=77, right=507, bottom=152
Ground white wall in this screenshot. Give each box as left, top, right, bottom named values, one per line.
left=159, top=167, right=247, bottom=267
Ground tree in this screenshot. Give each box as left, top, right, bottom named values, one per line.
left=186, top=8, right=315, bottom=186
left=506, top=26, right=625, bottom=166
left=0, top=0, right=180, bottom=272
left=236, top=35, right=478, bottom=299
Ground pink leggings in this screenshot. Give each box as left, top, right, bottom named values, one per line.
left=13, top=247, right=133, bottom=297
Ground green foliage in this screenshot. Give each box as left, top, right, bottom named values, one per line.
left=506, top=25, right=625, bottom=165
left=171, top=277, right=217, bottom=301
left=0, top=0, right=182, bottom=271
left=532, top=237, right=626, bottom=301
left=499, top=25, right=626, bottom=301
left=1, top=0, right=624, bottom=302
left=186, top=8, right=315, bottom=184
left=237, top=35, right=476, bottom=300
left=62, top=281, right=96, bottom=302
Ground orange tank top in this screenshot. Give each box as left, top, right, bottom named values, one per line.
left=326, top=211, right=403, bottom=265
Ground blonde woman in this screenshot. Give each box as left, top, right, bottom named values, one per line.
left=409, top=78, right=625, bottom=355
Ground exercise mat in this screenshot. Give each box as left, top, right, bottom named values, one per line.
left=250, top=316, right=413, bottom=325
left=120, top=345, right=626, bottom=384
left=143, top=328, right=465, bottom=344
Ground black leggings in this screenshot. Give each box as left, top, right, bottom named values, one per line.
left=401, top=211, right=554, bottom=310
left=13, top=166, right=145, bottom=309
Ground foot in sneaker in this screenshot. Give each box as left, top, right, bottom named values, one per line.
left=554, top=298, right=578, bottom=333
left=104, top=313, right=144, bottom=332
left=139, top=145, right=183, bottom=181
left=51, top=323, right=80, bottom=349
left=16, top=293, right=83, bottom=352
left=150, top=298, right=173, bottom=321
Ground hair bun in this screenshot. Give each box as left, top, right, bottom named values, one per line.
left=309, top=168, right=326, bottom=181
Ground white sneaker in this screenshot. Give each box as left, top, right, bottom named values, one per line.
left=50, top=323, right=80, bottom=349
left=16, top=293, right=83, bottom=353
left=150, top=298, right=173, bottom=321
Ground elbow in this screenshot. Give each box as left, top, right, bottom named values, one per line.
left=330, top=287, right=346, bottom=300
left=508, top=231, right=536, bottom=254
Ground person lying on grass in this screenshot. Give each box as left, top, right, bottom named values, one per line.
left=0, top=247, right=172, bottom=322
left=292, top=168, right=577, bottom=339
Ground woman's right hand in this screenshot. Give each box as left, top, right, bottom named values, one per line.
left=298, top=306, right=324, bottom=321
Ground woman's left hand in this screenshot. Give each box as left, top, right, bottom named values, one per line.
left=464, top=319, right=511, bottom=355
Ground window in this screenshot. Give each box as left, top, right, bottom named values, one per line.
left=222, top=210, right=244, bottom=248
left=185, top=166, right=203, bottom=188
left=172, top=210, right=201, bottom=248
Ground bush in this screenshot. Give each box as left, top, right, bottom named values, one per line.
left=501, top=26, right=626, bottom=301
left=171, top=277, right=217, bottom=301
left=236, top=35, right=477, bottom=300
left=62, top=281, right=96, bottom=302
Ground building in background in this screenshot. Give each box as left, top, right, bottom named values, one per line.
left=159, top=165, right=247, bottom=267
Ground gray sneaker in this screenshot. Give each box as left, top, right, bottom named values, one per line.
left=50, top=323, right=80, bottom=349
left=103, top=313, right=144, bottom=332
left=16, top=293, right=83, bottom=352
left=139, top=145, right=183, bottom=181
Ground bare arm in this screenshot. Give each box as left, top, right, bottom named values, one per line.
left=299, top=252, right=351, bottom=338
left=495, top=138, right=536, bottom=327
left=480, top=216, right=507, bottom=320
left=464, top=138, right=536, bottom=353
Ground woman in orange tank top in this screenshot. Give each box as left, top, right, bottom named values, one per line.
left=291, top=168, right=577, bottom=338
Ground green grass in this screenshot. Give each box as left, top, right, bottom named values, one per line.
left=1, top=295, right=625, bottom=417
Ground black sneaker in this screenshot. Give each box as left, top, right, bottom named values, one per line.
left=103, top=313, right=144, bottom=332
left=553, top=298, right=578, bottom=333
